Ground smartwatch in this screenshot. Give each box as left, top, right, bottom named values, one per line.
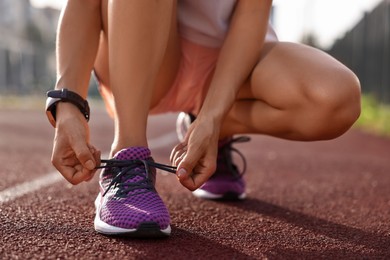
left=46, top=88, right=90, bottom=127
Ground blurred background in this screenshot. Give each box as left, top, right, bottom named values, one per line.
left=0, top=0, right=389, bottom=134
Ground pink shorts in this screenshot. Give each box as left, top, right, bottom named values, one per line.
left=151, top=25, right=278, bottom=115
left=149, top=37, right=220, bottom=115
left=98, top=27, right=278, bottom=117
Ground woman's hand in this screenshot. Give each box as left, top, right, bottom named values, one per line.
left=51, top=102, right=101, bottom=185
left=170, top=117, right=220, bottom=191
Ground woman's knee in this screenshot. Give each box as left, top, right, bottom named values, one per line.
left=302, top=66, right=361, bottom=140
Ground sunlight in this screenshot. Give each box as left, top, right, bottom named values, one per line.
left=30, top=0, right=383, bottom=48
left=30, top=0, right=64, bottom=9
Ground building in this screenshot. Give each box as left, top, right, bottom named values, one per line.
left=329, top=0, right=390, bottom=103
left=0, top=0, right=59, bottom=94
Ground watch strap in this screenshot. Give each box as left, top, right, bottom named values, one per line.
left=46, top=88, right=90, bottom=127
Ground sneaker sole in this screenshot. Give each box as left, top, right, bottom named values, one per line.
left=94, top=194, right=171, bottom=238
left=192, top=189, right=246, bottom=201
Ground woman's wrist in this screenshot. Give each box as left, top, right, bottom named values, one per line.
left=56, top=102, right=87, bottom=126
left=196, top=108, right=224, bottom=135
left=198, top=90, right=235, bottom=126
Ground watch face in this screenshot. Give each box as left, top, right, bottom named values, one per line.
left=46, top=109, right=57, bottom=127
left=45, top=97, right=60, bottom=127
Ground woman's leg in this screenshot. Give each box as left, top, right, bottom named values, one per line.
left=55, top=0, right=102, bottom=96
left=93, top=1, right=181, bottom=237
left=95, top=0, right=180, bottom=154
left=221, top=42, right=361, bottom=141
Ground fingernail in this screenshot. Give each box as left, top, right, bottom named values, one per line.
left=85, top=160, right=95, bottom=170
left=177, top=168, right=187, bottom=178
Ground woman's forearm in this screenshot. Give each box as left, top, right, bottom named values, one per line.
left=198, top=0, right=272, bottom=124
left=55, top=0, right=102, bottom=99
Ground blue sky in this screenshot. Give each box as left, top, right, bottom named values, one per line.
left=31, top=0, right=383, bottom=48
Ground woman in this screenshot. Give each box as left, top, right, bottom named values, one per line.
left=46, top=0, right=361, bottom=237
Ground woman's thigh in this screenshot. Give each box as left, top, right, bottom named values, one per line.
left=240, top=41, right=360, bottom=107
left=232, top=41, right=361, bottom=140
left=94, top=0, right=181, bottom=112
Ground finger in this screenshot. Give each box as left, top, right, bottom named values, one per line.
left=174, top=151, right=186, bottom=168
left=72, top=142, right=96, bottom=171
left=52, top=150, right=92, bottom=185
left=177, top=146, right=218, bottom=191
left=94, top=149, right=101, bottom=169
left=51, top=147, right=78, bottom=184
left=67, top=163, right=94, bottom=184
left=72, top=161, right=97, bottom=183
left=82, top=167, right=94, bottom=179
left=88, top=143, right=101, bottom=169
left=84, top=173, right=95, bottom=182
left=170, top=142, right=187, bottom=163
left=170, top=143, right=181, bottom=162
left=71, top=170, right=91, bottom=184
left=179, top=165, right=216, bottom=191
left=192, top=163, right=216, bottom=188
left=60, top=156, right=79, bottom=167
left=83, top=148, right=101, bottom=182
left=67, top=148, right=99, bottom=183
left=176, top=152, right=200, bottom=191
left=172, top=146, right=187, bottom=167
left=52, top=164, right=84, bottom=185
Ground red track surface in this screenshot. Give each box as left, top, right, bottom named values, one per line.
left=1, top=108, right=389, bottom=259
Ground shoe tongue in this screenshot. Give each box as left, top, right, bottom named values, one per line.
left=114, top=147, right=151, bottom=160
left=111, top=147, right=153, bottom=192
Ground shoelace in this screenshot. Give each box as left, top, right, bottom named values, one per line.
left=218, top=136, right=251, bottom=177
left=96, top=136, right=249, bottom=196
left=96, top=159, right=177, bottom=197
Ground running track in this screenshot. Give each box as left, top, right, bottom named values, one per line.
left=0, top=107, right=389, bottom=259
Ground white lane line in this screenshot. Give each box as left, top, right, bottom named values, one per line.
left=0, top=132, right=178, bottom=204
left=0, top=173, right=62, bottom=204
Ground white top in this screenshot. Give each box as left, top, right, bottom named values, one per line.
left=177, top=0, right=277, bottom=47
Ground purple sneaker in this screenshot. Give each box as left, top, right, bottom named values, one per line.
left=176, top=112, right=250, bottom=200
left=94, top=147, right=175, bottom=237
